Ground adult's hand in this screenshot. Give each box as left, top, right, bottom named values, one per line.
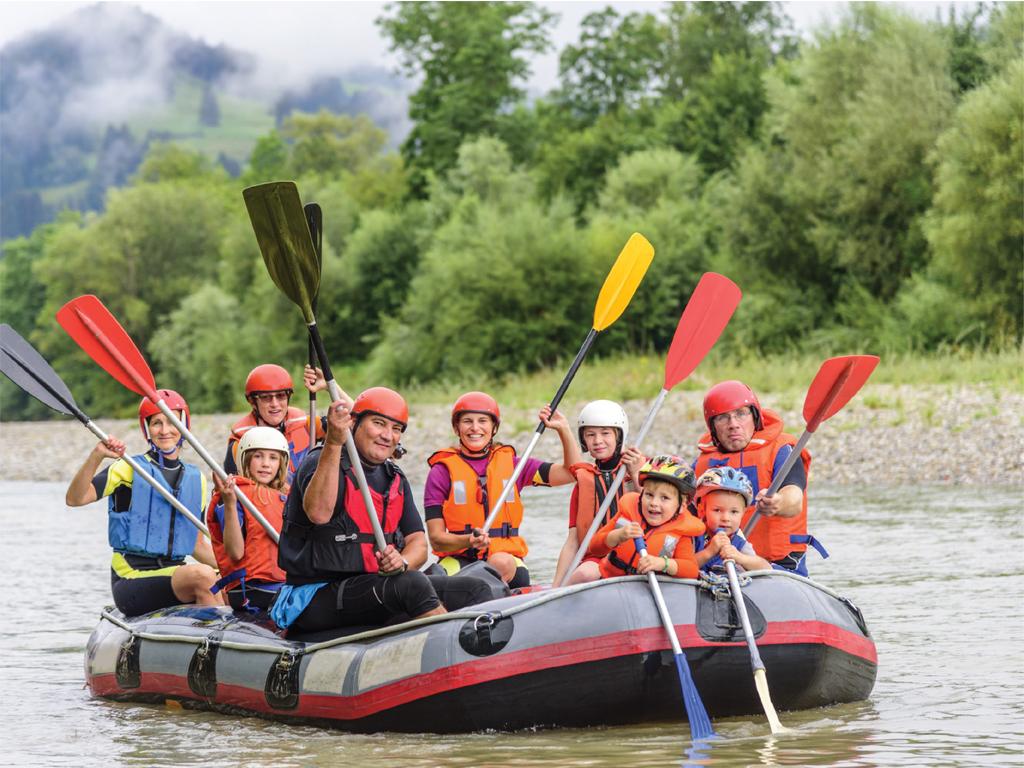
left=468, top=528, right=490, bottom=550
left=376, top=543, right=406, bottom=576
left=324, top=396, right=355, bottom=446
left=95, top=435, right=126, bottom=460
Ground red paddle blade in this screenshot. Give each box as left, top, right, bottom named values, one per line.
left=663, top=273, right=742, bottom=389
left=803, top=354, right=880, bottom=431
left=56, top=295, right=157, bottom=398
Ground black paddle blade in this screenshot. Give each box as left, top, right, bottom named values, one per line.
left=0, top=324, right=78, bottom=417
left=243, top=181, right=320, bottom=323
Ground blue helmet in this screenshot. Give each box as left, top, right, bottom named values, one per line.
left=693, top=466, right=753, bottom=507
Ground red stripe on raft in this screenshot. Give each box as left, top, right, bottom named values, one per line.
left=88, top=618, right=875, bottom=722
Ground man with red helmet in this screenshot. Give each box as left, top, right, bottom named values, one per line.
left=224, top=363, right=324, bottom=482
left=273, top=387, right=495, bottom=633
left=66, top=390, right=222, bottom=615
left=694, top=380, right=818, bottom=575
left=424, top=391, right=582, bottom=588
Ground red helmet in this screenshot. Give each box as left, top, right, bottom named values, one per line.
left=138, top=389, right=190, bottom=438
left=451, top=391, right=500, bottom=430
left=245, top=364, right=294, bottom=399
left=352, top=387, right=408, bottom=430
left=703, top=380, right=763, bottom=435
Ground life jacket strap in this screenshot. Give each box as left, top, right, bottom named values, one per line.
left=608, top=550, right=637, bottom=575
left=488, top=522, right=519, bottom=539
left=789, top=533, right=829, bottom=559
left=211, top=568, right=247, bottom=595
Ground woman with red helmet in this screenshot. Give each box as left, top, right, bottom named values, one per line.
left=223, top=363, right=325, bottom=483
left=66, top=390, right=222, bottom=615
left=695, top=380, right=815, bottom=575
left=273, top=387, right=496, bottom=633
left=424, top=391, right=582, bottom=588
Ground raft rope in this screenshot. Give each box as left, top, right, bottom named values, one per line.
left=97, top=569, right=843, bottom=657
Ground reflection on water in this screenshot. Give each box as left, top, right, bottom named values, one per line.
left=2, top=481, right=1022, bottom=767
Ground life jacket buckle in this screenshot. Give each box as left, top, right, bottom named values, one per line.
left=334, top=533, right=359, bottom=542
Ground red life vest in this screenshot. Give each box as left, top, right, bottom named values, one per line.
left=229, top=407, right=318, bottom=479
left=427, top=444, right=527, bottom=559
left=206, top=476, right=286, bottom=587
left=277, top=452, right=407, bottom=583
left=596, top=492, right=704, bottom=579
left=694, top=408, right=811, bottom=561
left=570, top=461, right=625, bottom=555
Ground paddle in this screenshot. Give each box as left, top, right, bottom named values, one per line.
left=724, top=558, right=788, bottom=733
left=480, top=233, right=655, bottom=534
left=243, top=180, right=388, bottom=553
left=0, top=324, right=210, bottom=537
left=304, top=200, right=323, bottom=450
left=743, top=354, right=880, bottom=538
left=55, top=296, right=280, bottom=543
left=633, top=535, right=716, bottom=739
left=554, top=272, right=742, bottom=587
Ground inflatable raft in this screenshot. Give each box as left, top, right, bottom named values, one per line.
left=85, top=570, right=876, bottom=732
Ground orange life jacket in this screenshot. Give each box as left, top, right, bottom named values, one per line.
left=694, top=408, right=811, bottom=561
left=571, top=461, right=625, bottom=555
left=596, top=492, right=704, bottom=579
left=229, top=407, right=319, bottom=480
left=206, top=476, right=286, bottom=587
left=427, top=444, right=527, bottom=559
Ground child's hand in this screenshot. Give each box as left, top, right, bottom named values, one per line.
left=213, top=473, right=237, bottom=504
left=538, top=406, right=569, bottom=432
left=303, top=364, right=327, bottom=394
left=636, top=554, right=666, bottom=575
left=708, top=531, right=729, bottom=554
left=621, top=446, right=646, bottom=473
left=719, top=542, right=740, bottom=562
left=612, top=520, right=643, bottom=547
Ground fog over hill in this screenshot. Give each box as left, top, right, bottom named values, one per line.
left=0, top=3, right=410, bottom=241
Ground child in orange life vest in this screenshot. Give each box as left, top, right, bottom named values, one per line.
left=693, top=466, right=771, bottom=573
left=207, top=426, right=289, bottom=611
left=425, top=391, right=582, bottom=589
left=589, top=455, right=704, bottom=580
left=553, top=400, right=647, bottom=586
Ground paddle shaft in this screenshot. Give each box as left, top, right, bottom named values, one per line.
left=153, top=401, right=280, bottom=544
left=725, top=560, right=787, bottom=733
left=554, top=387, right=669, bottom=587
left=308, top=339, right=317, bottom=449
left=307, top=321, right=388, bottom=553
left=482, top=329, right=598, bottom=532
left=634, top=537, right=716, bottom=738
left=0, top=343, right=211, bottom=537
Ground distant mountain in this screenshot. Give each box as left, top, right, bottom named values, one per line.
left=0, top=3, right=409, bottom=241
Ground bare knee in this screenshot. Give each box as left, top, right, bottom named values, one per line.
left=568, top=562, right=601, bottom=585
left=487, top=553, right=517, bottom=583
left=172, top=564, right=221, bottom=605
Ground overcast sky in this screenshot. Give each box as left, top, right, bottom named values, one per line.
left=0, top=2, right=958, bottom=93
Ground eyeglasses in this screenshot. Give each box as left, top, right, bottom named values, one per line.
left=253, top=392, right=290, bottom=403
left=712, top=407, right=753, bottom=426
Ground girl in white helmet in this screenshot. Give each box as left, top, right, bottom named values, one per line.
left=207, top=426, right=290, bottom=610
left=553, top=400, right=646, bottom=586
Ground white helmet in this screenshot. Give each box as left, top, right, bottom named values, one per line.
left=237, top=426, right=290, bottom=462
left=577, top=400, right=629, bottom=452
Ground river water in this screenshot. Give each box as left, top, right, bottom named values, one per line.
left=2, top=480, right=1022, bottom=767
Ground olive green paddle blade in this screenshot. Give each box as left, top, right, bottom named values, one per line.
left=243, top=181, right=320, bottom=324
left=592, top=233, right=655, bottom=331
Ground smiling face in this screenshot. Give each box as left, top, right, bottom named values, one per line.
left=244, top=449, right=284, bottom=487
left=711, top=406, right=756, bottom=452
left=455, top=413, right=496, bottom=453
left=639, top=479, right=682, bottom=527
left=354, top=414, right=404, bottom=464
left=251, top=391, right=290, bottom=427
left=582, top=426, right=619, bottom=461
left=700, top=489, right=747, bottom=535
left=145, top=412, right=182, bottom=456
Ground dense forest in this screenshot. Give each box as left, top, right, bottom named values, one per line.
left=1, top=2, right=1021, bottom=420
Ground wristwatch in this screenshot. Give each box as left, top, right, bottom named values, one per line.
left=400, top=557, right=409, bottom=573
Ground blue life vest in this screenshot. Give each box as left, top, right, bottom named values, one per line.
left=695, top=529, right=750, bottom=572
left=108, top=455, right=202, bottom=559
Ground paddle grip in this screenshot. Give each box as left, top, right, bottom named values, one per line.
left=555, top=388, right=669, bottom=587
left=742, top=428, right=811, bottom=538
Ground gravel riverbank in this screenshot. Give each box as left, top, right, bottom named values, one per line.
left=1, top=383, right=1021, bottom=487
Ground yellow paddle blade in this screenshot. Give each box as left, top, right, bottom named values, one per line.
left=592, top=233, right=654, bottom=331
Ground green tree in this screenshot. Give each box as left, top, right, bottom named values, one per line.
left=135, top=143, right=226, bottom=183
left=378, top=1, right=555, bottom=195
left=924, top=58, right=1024, bottom=343
left=282, top=111, right=388, bottom=178
left=244, top=130, right=289, bottom=184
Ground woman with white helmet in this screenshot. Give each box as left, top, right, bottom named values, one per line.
left=553, top=400, right=647, bottom=586
left=207, top=426, right=290, bottom=610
